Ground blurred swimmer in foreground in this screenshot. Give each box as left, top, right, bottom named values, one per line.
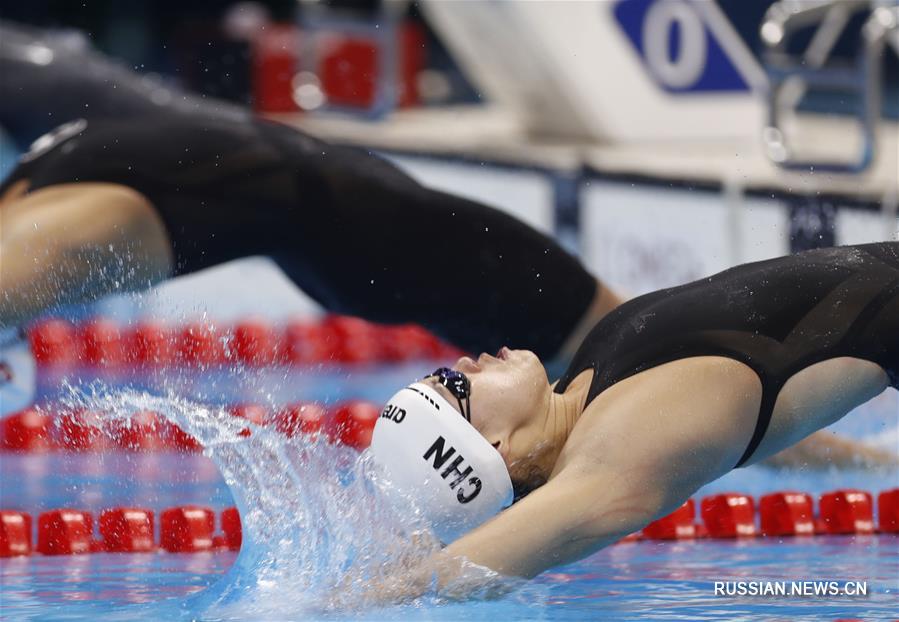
left=364, top=242, right=898, bottom=601
left=0, top=20, right=617, bottom=363
left=0, top=114, right=616, bottom=361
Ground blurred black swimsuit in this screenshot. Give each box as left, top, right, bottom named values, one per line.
left=0, top=117, right=595, bottom=358
left=556, top=242, right=899, bottom=466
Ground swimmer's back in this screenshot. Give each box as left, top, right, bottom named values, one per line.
left=556, top=242, right=899, bottom=464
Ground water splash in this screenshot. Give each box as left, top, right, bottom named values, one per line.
left=56, top=383, right=514, bottom=619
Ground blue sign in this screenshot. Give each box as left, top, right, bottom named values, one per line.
left=613, top=0, right=749, bottom=93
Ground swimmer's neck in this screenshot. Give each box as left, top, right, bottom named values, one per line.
left=535, top=370, right=593, bottom=478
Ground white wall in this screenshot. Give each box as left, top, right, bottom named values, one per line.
left=385, top=155, right=555, bottom=234
left=92, top=257, right=322, bottom=324
left=835, top=207, right=899, bottom=245
left=580, top=181, right=788, bottom=296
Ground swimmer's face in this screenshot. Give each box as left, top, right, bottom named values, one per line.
left=427, top=347, right=551, bottom=482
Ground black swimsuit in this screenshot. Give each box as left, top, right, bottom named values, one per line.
left=555, top=242, right=899, bottom=467
left=0, top=116, right=595, bottom=359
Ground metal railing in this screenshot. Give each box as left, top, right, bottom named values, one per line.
left=761, top=0, right=899, bottom=173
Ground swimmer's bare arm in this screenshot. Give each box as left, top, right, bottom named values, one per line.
left=360, top=466, right=665, bottom=606
left=0, top=182, right=172, bottom=327
left=442, top=466, right=664, bottom=580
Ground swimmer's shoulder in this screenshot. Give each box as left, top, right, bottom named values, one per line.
left=556, top=356, right=760, bottom=483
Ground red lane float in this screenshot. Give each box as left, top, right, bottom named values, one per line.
left=818, top=490, right=875, bottom=535
left=59, top=410, right=110, bottom=452
left=759, top=491, right=815, bottom=537
left=642, top=500, right=696, bottom=540
left=331, top=401, right=380, bottom=449
left=701, top=493, right=756, bottom=538
left=220, top=507, right=242, bottom=550
left=878, top=488, right=899, bottom=533
left=28, top=319, right=76, bottom=366
left=112, top=416, right=201, bottom=453
left=79, top=318, right=123, bottom=367
left=273, top=402, right=326, bottom=437
left=0, top=511, right=32, bottom=557
left=231, top=319, right=278, bottom=366
left=2, top=491, right=897, bottom=559
left=230, top=404, right=269, bottom=437
left=163, top=422, right=203, bottom=453
left=382, top=324, right=443, bottom=362
left=1, top=408, right=55, bottom=451
left=324, top=316, right=382, bottom=364
left=37, top=509, right=94, bottom=555
left=280, top=320, right=332, bottom=365
left=230, top=404, right=268, bottom=425
left=126, top=321, right=176, bottom=368
left=29, top=315, right=460, bottom=369
left=161, top=506, right=215, bottom=553
left=99, top=508, right=155, bottom=553
left=178, top=322, right=225, bottom=367
left=112, top=410, right=165, bottom=451
left=1, top=507, right=243, bottom=557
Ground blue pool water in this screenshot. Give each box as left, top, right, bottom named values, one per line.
left=1, top=364, right=897, bottom=621
left=2, top=529, right=895, bottom=621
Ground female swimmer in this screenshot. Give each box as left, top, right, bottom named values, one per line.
left=367, top=242, right=898, bottom=597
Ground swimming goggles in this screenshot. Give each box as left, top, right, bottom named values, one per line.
left=425, top=367, right=472, bottom=422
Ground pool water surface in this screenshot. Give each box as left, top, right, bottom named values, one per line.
left=1, top=364, right=897, bottom=621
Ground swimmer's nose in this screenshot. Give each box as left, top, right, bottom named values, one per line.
left=455, top=356, right=480, bottom=372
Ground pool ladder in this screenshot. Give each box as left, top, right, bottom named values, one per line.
left=760, top=0, right=899, bottom=173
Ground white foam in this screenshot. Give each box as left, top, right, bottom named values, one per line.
left=61, top=384, right=513, bottom=618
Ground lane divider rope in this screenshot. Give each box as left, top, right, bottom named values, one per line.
left=2, top=488, right=896, bottom=558
left=2, top=401, right=379, bottom=452
left=27, top=315, right=463, bottom=369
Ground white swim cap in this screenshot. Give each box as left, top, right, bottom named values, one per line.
left=0, top=329, right=36, bottom=417
left=370, top=382, right=514, bottom=543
